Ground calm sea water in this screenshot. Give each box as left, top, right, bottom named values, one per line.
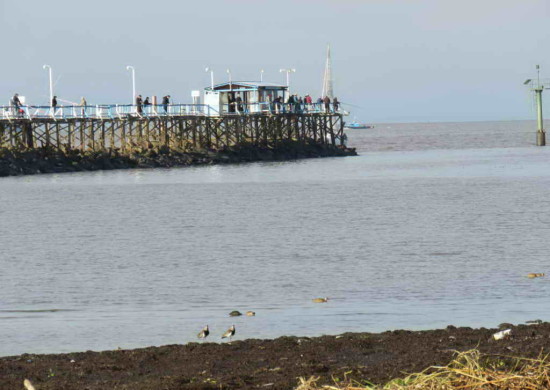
left=1, top=120, right=550, bottom=357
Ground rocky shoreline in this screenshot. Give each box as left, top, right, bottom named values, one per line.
left=0, top=141, right=357, bottom=177
left=2, top=323, right=549, bottom=389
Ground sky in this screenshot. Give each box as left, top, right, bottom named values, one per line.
left=0, top=0, right=548, bottom=122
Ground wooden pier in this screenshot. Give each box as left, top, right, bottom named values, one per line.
left=0, top=105, right=345, bottom=152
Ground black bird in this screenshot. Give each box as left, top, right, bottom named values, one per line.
left=197, top=325, right=209, bottom=340
left=221, top=325, right=235, bottom=341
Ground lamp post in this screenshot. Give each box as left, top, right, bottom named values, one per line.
left=226, top=68, right=232, bottom=91
left=279, top=68, right=296, bottom=100
left=205, top=67, right=214, bottom=90
left=126, top=65, right=136, bottom=103
left=260, top=69, right=264, bottom=82
left=43, top=64, right=53, bottom=105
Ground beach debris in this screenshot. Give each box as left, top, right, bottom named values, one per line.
left=221, top=325, right=236, bottom=341
left=526, top=319, right=543, bottom=325
left=197, top=325, right=209, bottom=340
left=70, top=359, right=75, bottom=363
left=229, top=310, right=242, bottom=317
left=246, top=311, right=255, bottom=317
left=297, top=349, right=550, bottom=390
left=527, top=273, right=545, bottom=279
left=493, top=329, right=512, bottom=341
left=23, top=379, right=36, bottom=390
left=312, top=297, right=329, bottom=303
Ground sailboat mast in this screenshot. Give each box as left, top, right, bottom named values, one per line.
left=321, top=44, right=334, bottom=99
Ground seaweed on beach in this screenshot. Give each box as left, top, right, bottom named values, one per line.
left=296, top=349, right=550, bottom=390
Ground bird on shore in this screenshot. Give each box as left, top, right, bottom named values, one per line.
left=222, top=325, right=236, bottom=341
left=527, top=273, right=545, bottom=279
left=246, top=311, right=255, bottom=317
left=312, top=297, right=329, bottom=303
left=197, top=325, right=209, bottom=340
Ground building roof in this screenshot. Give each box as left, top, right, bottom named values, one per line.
left=206, top=81, right=288, bottom=91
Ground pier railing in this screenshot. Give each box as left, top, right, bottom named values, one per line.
left=1, top=102, right=341, bottom=121
left=0, top=103, right=346, bottom=152
left=1, top=104, right=217, bottom=121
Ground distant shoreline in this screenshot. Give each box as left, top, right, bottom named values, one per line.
left=2, top=323, right=549, bottom=389
left=0, top=141, right=357, bottom=177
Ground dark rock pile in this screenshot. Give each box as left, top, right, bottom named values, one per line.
left=0, top=141, right=357, bottom=177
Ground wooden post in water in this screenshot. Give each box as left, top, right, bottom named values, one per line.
left=79, top=120, right=84, bottom=150
left=45, top=123, right=50, bottom=147
left=55, top=123, right=61, bottom=150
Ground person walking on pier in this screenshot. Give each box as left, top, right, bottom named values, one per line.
left=323, top=96, right=331, bottom=113
left=11, top=93, right=22, bottom=117
left=136, top=95, right=143, bottom=115
left=305, top=94, right=312, bottom=112
left=333, top=97, right=340, bottom=112
left=51, top=96, right=58, bottom=114
left=143, top=97, right=151, bottom=114
left=235, top=94, right=243, bottom=113
left=297, top=95, right=304, bottom=114
left=80, top=97, right=87, bottom=117
left=287, top=94, right=295, bottom=113
left=162, top=95, right=170, bottom=114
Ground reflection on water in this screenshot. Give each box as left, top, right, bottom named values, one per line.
left=1, top=120, right=549, bottom=356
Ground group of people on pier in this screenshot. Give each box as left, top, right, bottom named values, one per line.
left=227, top=93, right=341, bottom=114
left=135, top=95, right=171, bottom=115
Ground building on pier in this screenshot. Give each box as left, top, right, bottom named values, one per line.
left=204, top=82, right=287, bottom=115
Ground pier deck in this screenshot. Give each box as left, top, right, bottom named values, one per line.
left=0, top=104, right=345, bottom=152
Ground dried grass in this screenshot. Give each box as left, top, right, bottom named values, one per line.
left=296, top=350, right=550, bottom=390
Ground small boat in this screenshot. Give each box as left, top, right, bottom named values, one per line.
left=345, top=119, right=373, bottom=129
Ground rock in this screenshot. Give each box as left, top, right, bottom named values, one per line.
left=0, top=141, right=358, bottom=178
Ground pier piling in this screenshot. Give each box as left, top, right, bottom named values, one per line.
left=0, top=110, right=346, bottom=154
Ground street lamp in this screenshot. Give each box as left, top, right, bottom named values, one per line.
left=205, top=67, right=214, bottom=90
left=260, top=69, right=264, bottom=82
left=226, top=68, right=232, bottom=91
left=43, top=64, right=53, bottom=105
left=279, top=68, right=296, bottom=100
left=279, top=68, right=296, bottom=90
left=126, top=65, right=136, bottom=103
